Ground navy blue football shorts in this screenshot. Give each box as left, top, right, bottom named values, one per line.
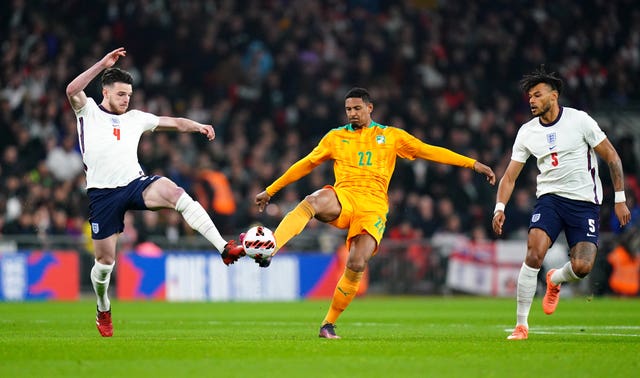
left=529, top=193, right=601, bottom=248
left=87, top=175, right=161, bottom=240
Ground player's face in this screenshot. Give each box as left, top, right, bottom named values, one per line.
left=103, top=82, right=132, bottom=115
left=345, top=97, right=373, bottom=129
left=527, top=83, right=556, bottom=117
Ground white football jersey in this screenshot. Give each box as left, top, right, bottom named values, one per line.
left=74, top=98, right=159, bottom=188
left=512, top=106, right=607, bottom=204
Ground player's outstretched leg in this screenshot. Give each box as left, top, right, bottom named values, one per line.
left=272, top=200, right=315, bottom=254
left=221, top=239, right=245, bottom=265
left=175, top=192, right=228, bottom=253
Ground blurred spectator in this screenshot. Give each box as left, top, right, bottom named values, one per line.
left=413, top=195, right=438, bottom=238
left=3, top=175, right=23, bottom=223
left=607, top=228, right=640, bottom=296
left=192, top=154, right=237, bottom=234
left=45, top=135, right=84, bottom=182
left=48, top=206, right=69, bottom=235
left=3, top=209, right=37, bottom=236
left=388, top=219, right=421, bottom=241
left=164, top=211, right=184, bottom=245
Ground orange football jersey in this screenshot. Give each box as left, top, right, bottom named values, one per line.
left=266, top=121, right=475, bottom=209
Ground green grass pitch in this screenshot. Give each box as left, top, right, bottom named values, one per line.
left=1, top=297, right=638, bottom=377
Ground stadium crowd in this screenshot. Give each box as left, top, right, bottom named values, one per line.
left=1, top=0, right=639, bottom=263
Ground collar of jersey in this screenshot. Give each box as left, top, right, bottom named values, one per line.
left=346, top=120, right=381, bottom=131
left=539, top=106, right=563, bottom=127
left=98, top=104, right=121, bottom=115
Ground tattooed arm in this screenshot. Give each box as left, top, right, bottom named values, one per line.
left=594, top=138, right=631, bottom=227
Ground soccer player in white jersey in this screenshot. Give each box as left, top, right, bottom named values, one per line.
left=492, top=66, right=631, bottom=340
left=66, top=48, right=245, bottom=337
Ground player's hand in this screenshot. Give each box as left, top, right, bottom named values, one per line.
left=473, top=162, right=496, bottom=185
left=101, top=47, right=126, bottom=68
left=255, top=191, right=271, bottom=212
left=492, top=211, right=505, bottom=236
left=252, top=254, right=272, bottom=268
left=614, top=202, right=631, bottom=227
left=199, top=124, right=215, bottom=141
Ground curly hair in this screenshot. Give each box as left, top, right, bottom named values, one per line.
left=519, top=65, right=563, bottom=95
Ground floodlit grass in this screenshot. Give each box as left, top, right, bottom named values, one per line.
left=0, top=297, right=638, bottom=377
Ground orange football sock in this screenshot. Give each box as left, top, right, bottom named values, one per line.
left=272, top=200, right=315, bottom=254
left=323, top=267, right=363, bottom=325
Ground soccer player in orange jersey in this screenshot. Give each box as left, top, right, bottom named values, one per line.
left=253, top=87, right=496, bottom=338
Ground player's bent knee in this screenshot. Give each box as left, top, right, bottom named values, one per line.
left=571, top=260, right=593, bottom=278
left=97, top=256, right=115, bottom=265
left=304, top=194, right=324, bottom=209
left=171, top=186, right=186, bottom=203
left=346, top=260, right=367, bottom=272
left=305, top=189, right=336, bottom=207
left=524, top=253, right=545, bottom=269
left=147, top=179, right=185, bottom=208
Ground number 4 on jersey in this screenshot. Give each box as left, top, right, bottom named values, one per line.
left=113, top=127, right=121, bottom=140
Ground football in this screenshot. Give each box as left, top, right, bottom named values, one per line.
left=242, top=225, right=276, bottom=258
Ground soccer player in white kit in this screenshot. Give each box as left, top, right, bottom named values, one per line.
left=492, top=66, right=631, bottom=340
left=66, top=48, right=245, bottom=337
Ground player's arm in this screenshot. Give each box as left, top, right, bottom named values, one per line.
left=156, top=117, right=215, bottom=141
left=256, top=136, right=331, bottom=212
left=594, top=138, right=631, bottom=227
left=66, top=47, right=126, bottom=111
left=492, top=160, right=525, bottom=236
left=414, top=143, right=496, bottom=184
left=255, top=156, right=321, bottom=212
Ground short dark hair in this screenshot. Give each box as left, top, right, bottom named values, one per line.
left=519, top=65, right=563, bottom=95
left=101, top=67, right=133, bottom=87
left=345, top=87, right=372, bottom=103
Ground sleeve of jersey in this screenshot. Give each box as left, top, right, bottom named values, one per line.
left=581, top=111, right=606, bottom=147
left=75, top=97, right=95, bottom=116
left=136, top=111, right=160, bottom=132
left=396, top=129, right=475, bottom=169
left=265, top=138, right=330, bottom=197
left=510, top=129, right=529, bottom=163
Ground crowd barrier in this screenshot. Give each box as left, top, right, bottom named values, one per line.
left=0, top=250, right=79, bottom=300
left=0, top=249, right=363, bottom=301
left=0, top=239, right=576, bottom=301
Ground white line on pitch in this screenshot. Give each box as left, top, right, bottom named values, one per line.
left=502, top=326, right=640, bottom=337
